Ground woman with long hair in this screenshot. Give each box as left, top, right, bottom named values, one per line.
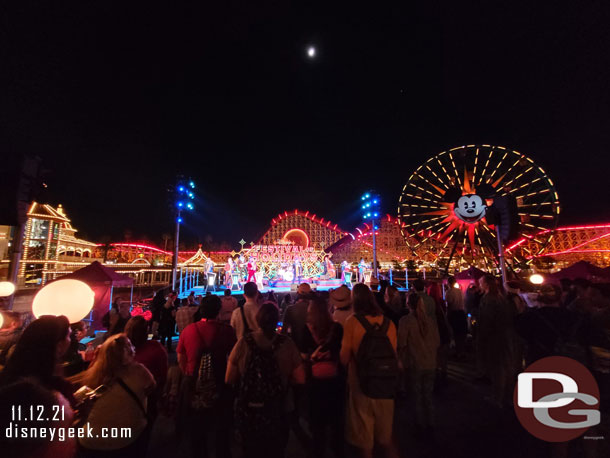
left=226, top=302, right=305, bottom=458
left=478, top=274, right=515, bottom=408
left=352, top=282, right=383, bottom=317
left=304, top=295, right=345, bottom=458
left=124, top=316, right=167, bottom=421
left=398, top=293, right=440, bottom=434
left=75, top=333, right=155, bottom=457
left=340, top=284, right=398, bottom=458
left=0, top=315, right=74, bottom=404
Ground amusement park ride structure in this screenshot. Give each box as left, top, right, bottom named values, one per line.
left=397, top=145, right=561, bottom=272
left=6, top=145, right=610, bottom=291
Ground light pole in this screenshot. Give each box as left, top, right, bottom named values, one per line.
left=361, top=192, right=381, bottom=280
left=171, top=180, right=195, bottom=290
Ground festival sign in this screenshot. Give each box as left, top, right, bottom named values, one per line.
left=242, top=244, right=327, bottom=279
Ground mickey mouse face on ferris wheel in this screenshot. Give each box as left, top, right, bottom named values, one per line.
left=443, top=184, right=494, bottom=225
left=454, top=194, right=486, bottom=223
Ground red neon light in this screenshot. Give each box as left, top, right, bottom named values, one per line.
left=105, top=243, right=171, bottom=255
left=506, top=223, right=610, bottom=252
left=553, top=224, right=610, bottom=231
left=537, top=249, right=610, bottom=258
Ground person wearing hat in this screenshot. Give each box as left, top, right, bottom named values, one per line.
left=329, top=285, right=352, bottom=326
left=282, top=283, right=313, bottom=353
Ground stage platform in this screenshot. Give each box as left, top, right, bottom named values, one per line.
left=179, top=278, right=345, bottom=298
left=178, top=284, right=341, bottom=299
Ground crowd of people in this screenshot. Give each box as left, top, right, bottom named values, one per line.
left=0, top=275, right=609, bottom=458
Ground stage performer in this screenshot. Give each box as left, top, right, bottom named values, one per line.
left=246, top=257, right=257, bottom=283
left=293, top=256, right=302, bottom=284
left=224, top=256, right=234, bottom=288
left=324, top=255, right=336, bottom=278
left=205, top=256, right=215, bottom=282
left=340, top=260, right=350, bottom=281
left=237, top=255, right=246, bottom=281
left=358, top=258, right=367, bottom=283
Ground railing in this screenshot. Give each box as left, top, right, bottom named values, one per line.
left=57, top=255, right=103, bottom=264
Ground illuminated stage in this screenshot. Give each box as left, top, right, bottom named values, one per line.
left=180, top=278, right=345, bottom=298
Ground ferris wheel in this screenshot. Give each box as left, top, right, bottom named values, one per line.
left=397, top=145, right=560, bottom=270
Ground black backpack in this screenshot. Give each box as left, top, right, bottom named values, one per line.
left=191, top=324, right=220, bottom=411
left=354, top=315, right=398, bottom=399
left=234, top=333, right=285, bottom=439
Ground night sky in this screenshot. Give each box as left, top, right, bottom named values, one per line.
left=3, top=2, right=610, bottom=249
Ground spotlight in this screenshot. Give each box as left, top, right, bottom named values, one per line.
left=178, top=186, right=185, bottom=192
left=177, top=217, right=183, bottom=223
left=529, top=274, right=544, bottom=285
left=189, top=181, right=195, bottom=188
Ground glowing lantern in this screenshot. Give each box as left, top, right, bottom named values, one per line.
left=0, top=281, right=16, bottom=297
left=453, top=282, right=460, bottom=289
left=529, top=274, right=544, bottom=285
left=32, top=279, right=95, bottom=324
left=0, top=313, right=3, bottom=328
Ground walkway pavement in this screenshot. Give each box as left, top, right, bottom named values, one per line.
left=147, top=351, right=609, bottom=458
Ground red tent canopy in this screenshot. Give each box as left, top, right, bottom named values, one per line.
left=58, top=261, right=134, bottom=287
left=455, top=266, right=487, bottom=281
left=551, top=261, right=610, bottom=281
left=56, top=261, right=134, bottom=329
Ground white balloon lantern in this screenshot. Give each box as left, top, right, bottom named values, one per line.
left=529, top=274, right=544, bottom=285
left=32, top=279, right=95, bottom=324
left=0, top=281, right=16, bottom=297
left=0, top=313, right=4, bottom=329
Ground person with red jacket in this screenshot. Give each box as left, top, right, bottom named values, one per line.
left=177, top=295, right=237, bottom=458
left=246, top=257, right=257, bottom=283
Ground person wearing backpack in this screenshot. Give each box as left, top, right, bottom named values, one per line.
left=176, top=295, right=237, bottom=458
left=340, top=283, right=399, bottom=458
left=398, top=293, right=440, bottom=436
left=226, top=302, right=306, bottom=458
left=230, top=282, right=261, bottom=339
